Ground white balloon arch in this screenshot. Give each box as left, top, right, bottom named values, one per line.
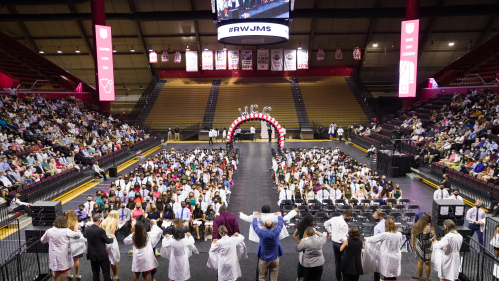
left=227, top=113, right=285, bottom=149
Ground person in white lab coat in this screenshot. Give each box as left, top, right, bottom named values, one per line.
left=491, top=225, right=499, bottom=279
left=337, top=127, right=344, bottom=142
left=432, top=220, right=463, bottom=281
left=161, top=227, right=199, bottom=281
left=123, top=221, right=158, bottom=281
left=40, top=216, right=83, bottom=281
left=207, top=226, right=247, bottom=281
left=365, top=219, right=402, bottom=280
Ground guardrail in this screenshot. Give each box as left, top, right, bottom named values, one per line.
left=0, top=237, right=50, bottom=281
left=460, top=236, right=498, bottom=281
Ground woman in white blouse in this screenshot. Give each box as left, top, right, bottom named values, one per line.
left=161, top=227, right=199, bottom=281
left=40, top=216, right=82, bottom=281
left=432, top=219, right=463, bottom=281
left=123, top=221, right=158, bottom=281
left=365, top=219, right=402, bottom=280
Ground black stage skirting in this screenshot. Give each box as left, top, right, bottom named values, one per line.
left=376, top=151, right=412, bottom=176
left=234, top=133, right=256, bottom=141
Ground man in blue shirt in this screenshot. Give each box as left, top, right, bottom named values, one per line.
left=175, top=201, right=191, bottom=228
left=253, top=211, right=283, bottom=281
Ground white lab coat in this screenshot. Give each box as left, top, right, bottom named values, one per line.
left=106, top=235, right=120, bottom=265
left=123, top=232, right=159, bottom=272
left=432, top=232, right=463, bottom=281
left=69, top=231, right=87, bottom=258
left=365, top=232, right=403, bottom=278
left=40, top=227, right=81, bottom=271
left=161, top=235, right=199, bottom=281
left=337, top=128, right=344, bottom=136
left=207, top=234, right=248, bottom=281
left=239, top=210, right=297, bottom=243
left=491, top=232, right=499, bottom=278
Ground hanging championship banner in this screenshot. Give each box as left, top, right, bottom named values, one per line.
left=335, top=48, right=343, bottom=61
left=149, top=51, right=158, bottom=63
left=317, top=48, right=325, bottom=61
left=161, top=51, right=169, bottom=63
left=241, top=50, right=253, bottom=70
left=353, top=47, right=362, bottom=60
left=202, top=50, right=213, bottom=70
left=257, top=49, right=269, bottom=70
left=185, top=50, right=198, bottom=72
left=174, top=51, right=182, bottom=63
left=297, top=49, right=309, bottom=69
left=228, top=50, right=239, bottom=70
left=271, top=49, right=283, bottom=71
left=216, top=50, right=227, bottom=70
left=284, top=49, right=296, bottom=71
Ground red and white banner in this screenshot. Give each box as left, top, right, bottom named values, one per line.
left=75, top=83, right=82, bottom=93
left=216, top=50, right=227, bottom=70
left=257, top=49, right=269, bottom=70
left=241, top=50, right=253, bottom=70
left=174, top=51, right=182, bottom=63
left=185, top=50, right=198, bottom=72
left=202, top=50, right=213, bottom=70
left=228, top=50, right=239, bottom=70
left=317, top=48, right=325, bottom=61
left=335, top=48, right=343, bottom=61
left=271, top=49, right=283, bottom=71
left=399, top=19, right=420, bottom=98
left=149, top=51, right=158, bottom=63
left=161, top=51, right=169, bottom=63
left=353, top=47, right=361, bottom=60
left=95, top=25, right=115, bottom=101
left=297, top=49, right=308, bottom=70
left=284, top=49, right=296, bottom=71
left=428, top=78, right=438, bottom=88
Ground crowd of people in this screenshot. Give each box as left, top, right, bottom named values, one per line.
left=0, top=93, right=148, bottom=196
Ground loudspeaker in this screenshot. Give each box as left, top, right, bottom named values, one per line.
left=388, top=167, right=399, bottom=178
left=109, top=167, right=118, bottom=177
left=30, top=201, right=62, bottom=213
left=25, top=227, right=51, bottom=253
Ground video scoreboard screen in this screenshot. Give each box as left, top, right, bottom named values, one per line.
left=213, top=0, right=290, bottom=21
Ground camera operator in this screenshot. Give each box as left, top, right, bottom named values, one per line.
left=391, top=129, right=402, bottom=153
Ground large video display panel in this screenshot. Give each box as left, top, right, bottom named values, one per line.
left=216, top=0, right=289, bottom=20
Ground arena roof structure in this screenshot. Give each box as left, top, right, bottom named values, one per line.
left=1, top=0, right=498, bottom=94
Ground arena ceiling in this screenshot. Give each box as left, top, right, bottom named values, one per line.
left=1, top=0, right=499, bottom=94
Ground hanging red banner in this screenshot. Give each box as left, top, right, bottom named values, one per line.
left=334, top=48, right=343, bottom=61
left=161, top=51, right=169, bottom=63
left=149, top=51, right=158, bottom=63
left=174, top=51, right=182, bottom=63
left=353, top=47, right=361, bottom=60
left=317, top=49, right=325, bottom=61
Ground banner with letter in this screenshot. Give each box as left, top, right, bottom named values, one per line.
left=186, top=50, right=198, bottom=72
left=353, top=47, right=361, bottom=60
left=241, top=50, right=253, bottom=70
left=317, top=48, right=325, bottom=61
left=399, top=19, right=420, bottom=98
left=297, top=49, right=308, bottom=69
left=257, top=49, right=269, bottom=70
left=95, top=25, right=115, bottom=101
left=216, top=50, right=227, bottom=70
left=228, top=50, right=239, bottom=70
left=335, top=48, right=343, bottom=61
left=161, top=51, right=169, bottom=63
left=149, top=51, right=157, bottom=63
left=202, top=50, right=213, bottom=70
left=271, top=49, right=283, bottom=71
left=284, top=49, right=296, bottom=71
left=174, top=51, right=182, bottom=63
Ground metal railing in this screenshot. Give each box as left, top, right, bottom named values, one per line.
left=460, top=236, right=499, bottom=281
left=129, top=72, right=160, bottom=123
left=0, top=215, right=22, bottom=264
left=351, top=69, right=373, bottom=100
left=0, top=237, right=51, bottom=281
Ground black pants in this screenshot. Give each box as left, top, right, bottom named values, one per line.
left=13, top=205, right=31, bottom=216
left=209, top=137, right=213, bottom=145
left=333, top=241, right=343, bottom=281
left=90, top=260, right=111, bottom=281
left=374, top=272, right=380, bottom=281
left=95, top=171, right=107, bottom=180
left=303, top=265, right=323, bottom=281
left=343, top=274, right=359, bottom=281
left=490, top=200, right=499, bottom=215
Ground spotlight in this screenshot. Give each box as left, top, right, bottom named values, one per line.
left=57, top=47, right=62, bottom=53
left=391, top=42, right=395, bottom=48
left=149, top=45, right=153, bottom=52
left=223, top=44, right=227, bottom=51
left=297, top=43, right=302, bottom=50
left=448, top=42, right=454, bottom=46
left=39, top=48, right=44, bottom=54
left=373, top=43, right=378, bottom=47
left=131, top=45, right=135, bottom=52
left=204, top=44, right=209, bottom=51
left=113, top=46, right=117, bottom=53
left=75, top=46, right=80, bottom=53
left=186, top=44, right=190, bottom=51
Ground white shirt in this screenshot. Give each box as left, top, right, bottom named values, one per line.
left=9, top=197, right=29, bottom=212
left=239, top=211, right=297, bottom=243
left=448, top=194, right=463, bottom=202
left=41, top=227, right=81, bottom=271
left=433, top=189, right=449, bottom=200
left=250, top=127, right=255, bottom=134
left=324, top=216, right=348, bottom=243
left=278, top=189, right=292, bottom=205
left=466, top=207, right=486, bottom=224
left=316, top=189, right=329, bottom=202
left=207, top=234, right=247, bottom=280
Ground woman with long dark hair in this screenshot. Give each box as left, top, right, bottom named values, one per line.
left=292, top=214, right=314, bottom=281
left=191, top=203, right=204, bottom=240
left=341, top=227, right=364, bottom=281
left=161, top=227, right=199, bottom=281
left=411, top=213, right=435, bottom=280
left=124, top=221, right=158, bottom=281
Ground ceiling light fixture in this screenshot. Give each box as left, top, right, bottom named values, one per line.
left=57, top=47, right=62, bottom=53
left=131, top=45, right=135, bottom=52
left=223, top=44, right=227, bottom=51
left=167, top=45, right=170, bottom=52
left=75, top=46, right=80, bottom=53
left=149, top=45, right=153, bottom=52
left=113, top=46, right=117, bottom=53
left=448, top=42, right=455, bottom=46
left=391, top=42, right=395, bottom=48
left=297, top=43, right=302, bottom=50
left=186, top=44, right=190, bottom=51
left=373, top=43, right=378, bottom=47
left=204, top=44, right=208, bottom=51
left=39, top=48, right=44, bottom=54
